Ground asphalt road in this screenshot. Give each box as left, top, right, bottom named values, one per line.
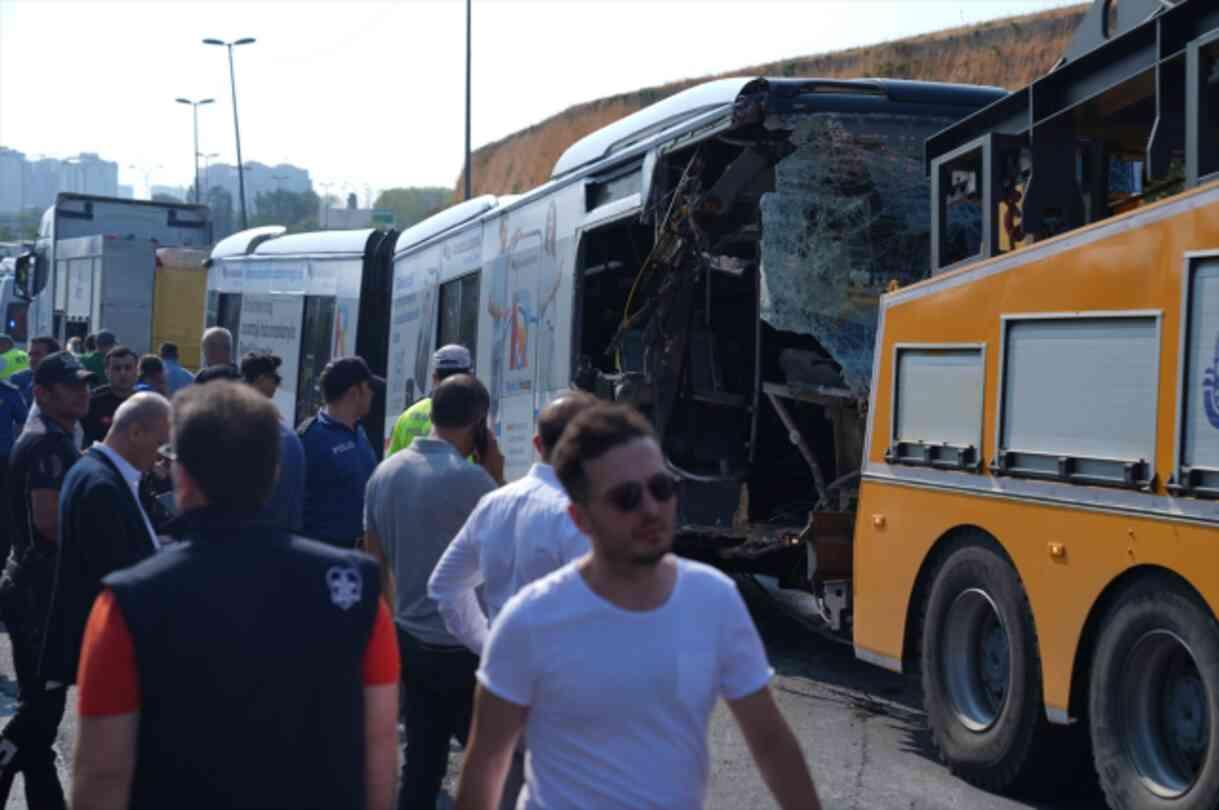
left=0, top=585, right=1108, bottom=809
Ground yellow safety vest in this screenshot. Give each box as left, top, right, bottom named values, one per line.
left=387, top=398, right=433, bottom=456
left=0, top=348, right=29, bottom=381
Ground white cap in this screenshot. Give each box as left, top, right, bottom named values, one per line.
left=434, top=344, right=472, bottom=371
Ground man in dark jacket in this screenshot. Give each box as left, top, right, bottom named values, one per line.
left=44, top=392, right=169, bottom=687
left=0, top=352, right=91, bottom=809
left=71, top=382, right=399, bottom=810
left=82, top=346, right=138, bottom=446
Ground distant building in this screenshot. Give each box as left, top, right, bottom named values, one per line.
left=201, top=161, right=312, bottom=212
left=0, top=149, right=119, bottom=213
left=118, top=185, right=135, bottom=199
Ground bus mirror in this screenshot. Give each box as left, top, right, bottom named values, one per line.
left=13, top=254, right=33, bottom=301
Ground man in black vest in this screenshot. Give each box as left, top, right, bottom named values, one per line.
left=44, top=392, right=169, bottom=689
left=71, top=381, right=400, bottom=810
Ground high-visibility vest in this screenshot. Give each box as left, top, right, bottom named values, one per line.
left=0, top=348, right=29, bottom=381
left=386, top=397, right=433, bottom=456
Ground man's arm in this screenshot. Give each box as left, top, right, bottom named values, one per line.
left=727, top=687, right=821, bottom=810
left=73, top=712, right=138, bottom=810
left=31, top=488, right=60, bottom=544
left=428, top=517, right=489, bottom=654
left=454, top=686, right=528, bottom=810
left=364, top=683, right=398, bottom=810
left=360, top=528, right=396, bottom=612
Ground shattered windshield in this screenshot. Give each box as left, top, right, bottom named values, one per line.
left=759, top=112, right=964, bottom=398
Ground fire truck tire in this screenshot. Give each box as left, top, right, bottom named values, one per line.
left=1090, top=581, right=1219, bottom=810
left=921, top=540, right=1049, bottom=792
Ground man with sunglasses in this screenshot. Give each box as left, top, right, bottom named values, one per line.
left=456, top=404, right=822, bottom=810
left=241, top=351, right=306, bottom=532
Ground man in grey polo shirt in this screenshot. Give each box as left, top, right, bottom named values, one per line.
left=363, top=374, right=503, bottom=810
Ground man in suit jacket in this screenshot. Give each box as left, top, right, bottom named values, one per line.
left=44, top=391, right=171, bottom=685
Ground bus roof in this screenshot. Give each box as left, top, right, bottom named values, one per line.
left=551, top=78, right=754, bottom=179
left=210, top=226, right=287, bottom=261
left=393, top=194, right=497, bottom=257
left=253, top=228, right=377, bottom=258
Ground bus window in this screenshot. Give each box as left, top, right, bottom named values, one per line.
left=215, top=292, right=243, bottom=347
left=296, top=295, right=336, bottom=425
left=436, top=272, right=480, bottom=361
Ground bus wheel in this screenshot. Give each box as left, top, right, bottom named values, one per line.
left=1090, top=583, right=1219, bottom=810
left=921, top=541, right=1047, bottom=792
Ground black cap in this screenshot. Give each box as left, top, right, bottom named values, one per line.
left=194, top=364, right=242, bottom=385
left=319, top=356, right=385, bottom=401
left=34, top=351, right=96, bottom=386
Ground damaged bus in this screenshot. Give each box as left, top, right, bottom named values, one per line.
left=385, top=76, right=1004, bottom=517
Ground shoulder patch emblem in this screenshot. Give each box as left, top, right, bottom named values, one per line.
left=326, top=563, right=363, bottom=611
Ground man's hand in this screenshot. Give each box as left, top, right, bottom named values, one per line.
left=477, top=427, right=506, bottom=485
left=455, top=686, right=528, bottom=810
left=728, top=686, right=821, bottom=810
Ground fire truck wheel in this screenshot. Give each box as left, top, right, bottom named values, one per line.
left=1090, top=581, right=1219, bottom=810
left=921, top=540, right=1049, bottom=792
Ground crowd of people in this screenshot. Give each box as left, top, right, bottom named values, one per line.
left=0, top=328, right=823, bottom=810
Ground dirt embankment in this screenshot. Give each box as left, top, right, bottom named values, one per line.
left=453, top=5, right=1085, bottom=198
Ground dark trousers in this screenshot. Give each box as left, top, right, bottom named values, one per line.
left=0, top=459, right=10, bottom=568
left=397, top=627, right=477, bottom=810
left=0, top=602, right=67, bottom=810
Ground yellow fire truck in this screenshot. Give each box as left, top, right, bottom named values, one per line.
left=848, top=1, right=1219, bottom=806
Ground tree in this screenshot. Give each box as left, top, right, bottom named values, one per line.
left=252, top=189, right=323, bottom=233
left=346, top=192, right=358, bottom=210
left=372, top=187, right=452, bottom=230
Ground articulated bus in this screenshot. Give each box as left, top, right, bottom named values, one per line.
left=852, top=1, right=1219, bottom=807
left=204, top=226, right=396, bottom=449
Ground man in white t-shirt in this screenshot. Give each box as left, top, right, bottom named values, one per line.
left=455, top=404, right=822, bottom=810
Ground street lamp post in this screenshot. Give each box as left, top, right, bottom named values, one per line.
left=203, top=36, right=255, bottom=229
left=464, top=0, right=472, bottom=201
left=176, top=97, right=214, bottom=203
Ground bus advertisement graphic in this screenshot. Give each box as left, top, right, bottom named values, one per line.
left=1205, top=331, right=1219, bottom=430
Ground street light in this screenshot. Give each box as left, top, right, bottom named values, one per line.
left=464, top=0, right=472, bottom=200
left=203, top=36, right=256, bottom=229
left=175, top=97, right=214, bottom=203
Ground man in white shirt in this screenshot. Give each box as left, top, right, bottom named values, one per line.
left=455, top=404, right=822, bottom=810
left=428, top=391, right=597, bottom=654
left=429, top=391, right=596, bottom=810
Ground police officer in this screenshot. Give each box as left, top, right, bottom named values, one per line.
left=0, top=375, right=29, bottom=564
left=10, top=337, right=60, bottom=406
left=82, top=345, right=138, bottom=447
left=299, top=356, right=381, bottom=548
left=386, top=344, right=473, bottom=456
left=0, top=352, right=91, bottom=809
left=0, top=333, right=30, bottom=382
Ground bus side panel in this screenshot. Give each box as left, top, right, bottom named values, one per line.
left=384, top=245, right=442, bottom=447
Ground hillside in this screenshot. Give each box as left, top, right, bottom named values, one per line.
left=454, top=5, right=1085, bottom=197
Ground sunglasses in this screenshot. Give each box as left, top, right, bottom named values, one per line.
left=600, top=473, right=678, bottom=513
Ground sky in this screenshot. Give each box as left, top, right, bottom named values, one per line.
left=0, top=0, right=1082, bottom=201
